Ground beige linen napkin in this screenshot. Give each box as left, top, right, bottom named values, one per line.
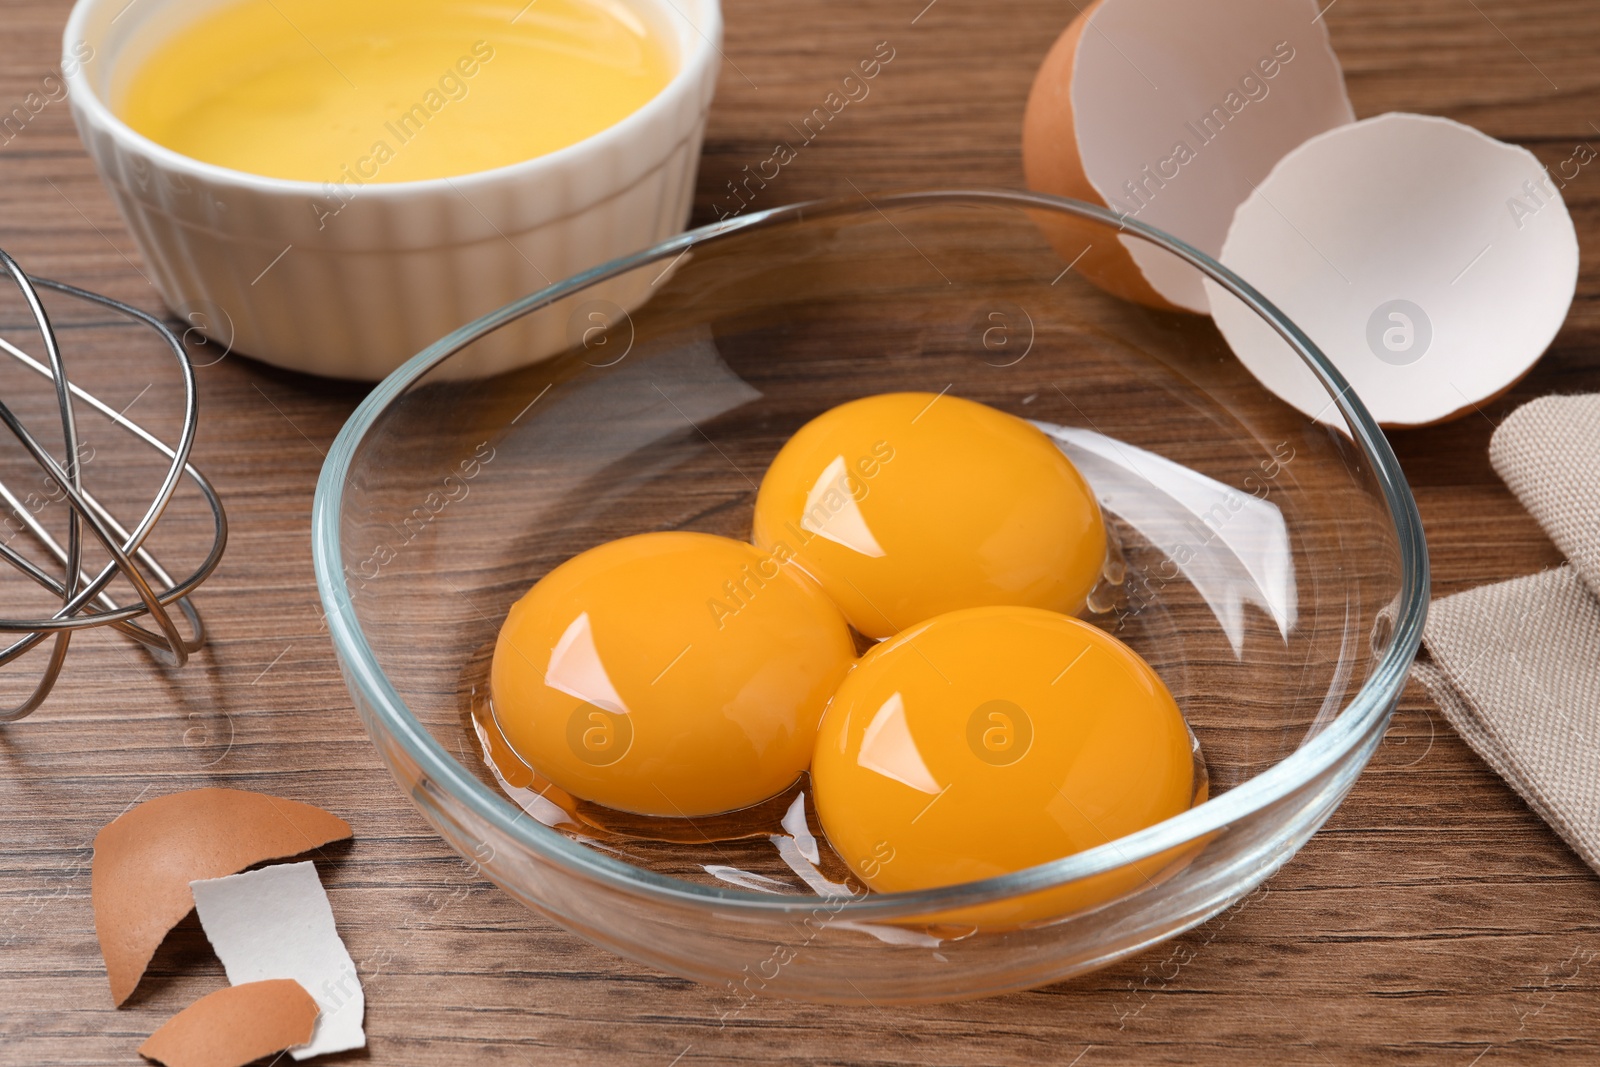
left=1415, top=394, right=1600, bottom=873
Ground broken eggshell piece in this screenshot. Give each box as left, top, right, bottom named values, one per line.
left=92, top=788, right=352, bottom=1005
left=137, top=979, right=319, bottom=1067
left=191, top=861, right=366, bottom=1059
left=1206, top=112, right=1580, bottom=428
left=1022, top=0, right=1354, bottom=311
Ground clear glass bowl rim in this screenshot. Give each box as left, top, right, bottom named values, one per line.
left=311, top=189, right=1429, bottom=920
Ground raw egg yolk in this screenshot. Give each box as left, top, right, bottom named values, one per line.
left=811, top=606, right=1196, bottom=911
left=491, top=532, right=856, bottom=818
left=752, top=392, right=1107, bottom=639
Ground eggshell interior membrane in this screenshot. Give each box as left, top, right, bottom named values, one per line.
left=138, top=979, right=319, bottom=1067
left=91, top=788, right=352, bottom=1005
left=1022, top=0, right=1353, bottom=312
left=1206, top=113, right=1580, bottom=428
left=191, top=861, right=367, bottom=1058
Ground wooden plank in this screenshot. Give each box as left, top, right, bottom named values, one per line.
left=3, top=0, right=1599, bottom=1062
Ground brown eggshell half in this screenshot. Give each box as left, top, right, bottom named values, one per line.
left=93, top=788, right=352, bottom=1005
left=1020, top=0, right=1175, bottom=310
left=138, top=979, right=319, bottom=1067
left=1023, top=0, right=1353, bottom=313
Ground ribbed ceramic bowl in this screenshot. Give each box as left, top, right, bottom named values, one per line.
left=63, top=0, right=720, bottom=380
left=313, top=190, right=1427, bottom=1003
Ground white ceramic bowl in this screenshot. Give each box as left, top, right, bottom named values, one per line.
left=63, top=0, right=721, bottom=381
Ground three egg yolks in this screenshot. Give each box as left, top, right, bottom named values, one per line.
left=489, top=392, right=1193, bottom=914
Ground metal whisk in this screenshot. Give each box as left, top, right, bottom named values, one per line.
left=0, top=249, right=227, bottom=721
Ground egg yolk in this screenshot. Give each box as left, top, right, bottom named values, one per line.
left=811, top=606, right=1197, bottom=920
left=752, top=392, right=1107, bottom=639
left=491, top=532, right=856, bottom=817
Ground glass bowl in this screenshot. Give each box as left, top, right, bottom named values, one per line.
left=312, top=190, right=1427, bottom=1003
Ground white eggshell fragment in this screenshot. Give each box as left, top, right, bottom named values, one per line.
left=1024, top=0, right=1354, bottom=312
left=1207, top=113, right=1580, bottom=428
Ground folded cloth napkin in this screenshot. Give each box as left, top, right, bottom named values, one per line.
left=1415, top=394, right=1600, bottom=873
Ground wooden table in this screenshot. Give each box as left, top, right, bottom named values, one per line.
left=3, top=0, right=1598, bottom=1062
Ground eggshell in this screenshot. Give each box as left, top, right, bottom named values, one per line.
left=92, top=788, right=352, bottom=1006
left=191, top=861, right=366, bottom=1059
left=1206, top=113, right=1580, bottom=428
left=1022, top=0, right=1354, bottom=311
left=138, top=979, right=319, bottom=1067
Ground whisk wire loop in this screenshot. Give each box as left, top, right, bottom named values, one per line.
left=0, top=253, right=227, bottom=721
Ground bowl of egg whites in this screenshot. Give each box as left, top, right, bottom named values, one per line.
left=313, top=189, right=1426, bottom=1003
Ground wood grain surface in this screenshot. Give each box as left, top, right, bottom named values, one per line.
left=3, top=0, right=1600, bottom=1063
